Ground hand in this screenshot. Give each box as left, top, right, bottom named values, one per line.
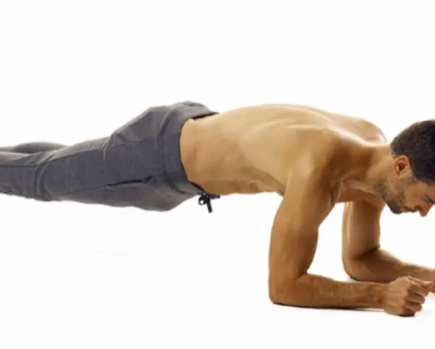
left=381, top=276, right=433, bottom=316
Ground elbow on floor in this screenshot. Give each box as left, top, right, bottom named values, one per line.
left=268, top=288, right=282, bottom=305
left=343, top=259, right=370, bottom=282
left=268, top=281, right=298, bottom=306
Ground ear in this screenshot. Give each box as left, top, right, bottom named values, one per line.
left=394, top=156, right=412, bottom=177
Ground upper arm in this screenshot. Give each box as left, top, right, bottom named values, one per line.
left=268, top=169, right=337, bottom=289
left=342, top=198, right=385, bottom=264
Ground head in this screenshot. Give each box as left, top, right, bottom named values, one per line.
left=378, top=120, right=435, bottom=216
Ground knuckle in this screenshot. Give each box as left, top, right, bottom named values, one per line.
left=398, top=277, right=407, bottom=284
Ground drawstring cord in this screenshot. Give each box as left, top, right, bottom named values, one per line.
left=198, top=193, right=220, bottom=213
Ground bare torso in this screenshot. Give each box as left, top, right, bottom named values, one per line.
left=180, top=104, right=387, bottom=203
left=179, top=104, right=435, bottom=316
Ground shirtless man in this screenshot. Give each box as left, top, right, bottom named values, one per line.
left=1, top=101, right=434, bottom=316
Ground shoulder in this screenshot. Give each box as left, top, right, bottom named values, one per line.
left=280, top=128, right=346, bottom=191
left=296, top=127, right=351, bottom=166
left=256, top=126, right=349, bottom=186
left=300, top=105, right=388, bottom=143
left=353, top=117, right=388, bottom=143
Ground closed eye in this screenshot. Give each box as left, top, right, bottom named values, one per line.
left=424, top=195, right=435, bottom=205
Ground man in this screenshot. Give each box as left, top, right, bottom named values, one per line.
left=1, top=101, right=435, bottom=316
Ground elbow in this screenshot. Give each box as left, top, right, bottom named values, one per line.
left=343, top=247, right=381, bottom=282
left=268, top=276, right=299, bottom=305
left=269, top=285, right=284, bottom=305
left=269, top=286, right=292, bottom=306
left=343, top=260, right=361, bottom=281
left=268, top=277, right=283, bottom=304
left=342, top=257, right=371, bottom=282
left=342, top=247, right=381, bottom=282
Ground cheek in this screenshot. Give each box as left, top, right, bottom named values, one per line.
left=401, top=186, right=417, bottom=203
left=406, top=189, right=423, bottom=205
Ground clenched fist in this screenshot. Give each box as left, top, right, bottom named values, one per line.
left=381, top=276, right=433, bottom=316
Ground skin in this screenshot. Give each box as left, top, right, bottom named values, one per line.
left=180, top=103, right=435, bottom=316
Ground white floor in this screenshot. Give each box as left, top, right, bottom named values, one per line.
left=1, top=193, right=434, bottom=349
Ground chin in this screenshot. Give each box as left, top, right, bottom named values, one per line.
left=388, top=205, right=403, bottom=215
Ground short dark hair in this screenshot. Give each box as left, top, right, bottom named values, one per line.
left=390, top=120, right=435, bottom=184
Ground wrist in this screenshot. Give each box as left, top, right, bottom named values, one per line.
left=370, top=283, right=386, bottom=309
left=415, top=268, right=435, bottom=282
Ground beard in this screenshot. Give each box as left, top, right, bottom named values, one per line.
left=374, top=179, right=406, bottom=214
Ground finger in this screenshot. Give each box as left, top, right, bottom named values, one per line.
left=407, top=293, right=426, bottom=304
left=398, top=307, right=416, bottom=317
left=405, top=302, right=423, bottom=313
left=408, top=276, right=434, bottom=289
left=410, top=283, right=430, bottom=297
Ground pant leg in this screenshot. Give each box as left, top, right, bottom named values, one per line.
left=0, top=101, right=219, bottom=211
left=0, top=142, right=67, bottom=154
left=0, top=137, right=112, bottom=202
left=0, top=134, right=172, bottom=210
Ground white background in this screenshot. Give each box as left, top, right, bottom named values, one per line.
left=1, top=0, right=435, bottom=348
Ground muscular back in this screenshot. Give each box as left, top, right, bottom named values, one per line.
left=180, top=104, right=387, bottom=200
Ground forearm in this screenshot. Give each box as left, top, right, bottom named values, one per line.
left=345, top=247, right=435, bottom=283
left=269, top=272, right=385, bottom=309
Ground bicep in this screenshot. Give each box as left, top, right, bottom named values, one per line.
left=342, top=199, right=384, bottom=261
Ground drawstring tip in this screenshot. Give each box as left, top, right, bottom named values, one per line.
left=198, top=194, right=220, bottom=213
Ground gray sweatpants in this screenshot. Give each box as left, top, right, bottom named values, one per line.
left=0, top=101, right=220, bottom=212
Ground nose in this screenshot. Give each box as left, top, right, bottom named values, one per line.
left=417, top=203, right=433, bottom=217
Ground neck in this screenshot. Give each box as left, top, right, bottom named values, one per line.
left=343, top=144, right=392, bottom=195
